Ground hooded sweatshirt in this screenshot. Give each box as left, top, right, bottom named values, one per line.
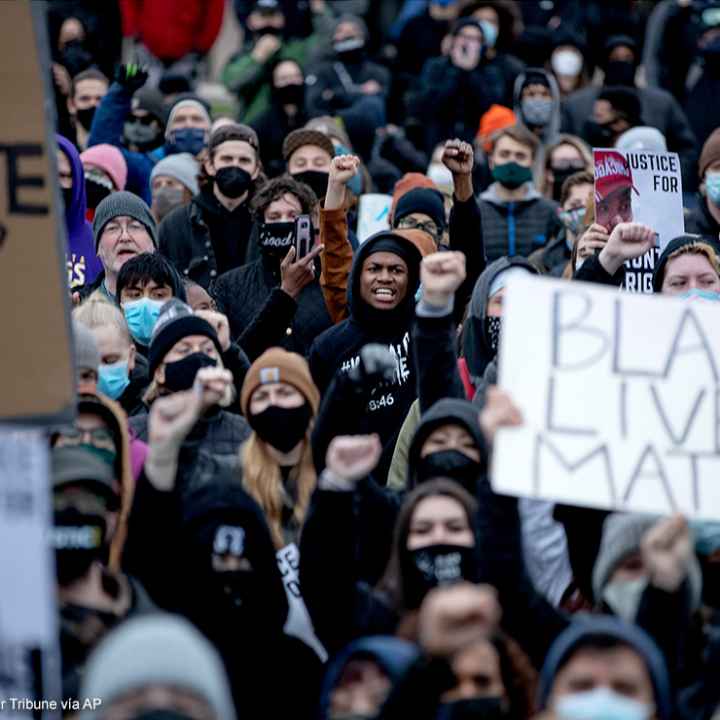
left=537, top=617, right=672, bottom=720
left=309, top=232, right=422, bottom=467
left=462, top=256, right=538, bottom=384
left=57, top=134, right=103, bottom=289
left=513, top=68, right=562, bottom=147
left=406, top=398, right=489, bottom=491
left=318, top=636, right=419, bottom=720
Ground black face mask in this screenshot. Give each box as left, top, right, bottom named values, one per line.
left=700, top=557, right=720, bottom=608
left=249, top=402, right=312, bottom=453
left=258, top=220, right=295, bottom=258
left=334, top=36, right=366, bottom=64
left=75, top=106, right=96, bottom=132
left=484, top=315, right=502, bottom=355
left=163, top=352, right=217, bottom=393
left=415, top=450, right=481, bottom=493
left=253, top=26, right=284, bottom=41
left=273, top=82, right=305, bottom=107
left=214, top=166, right=253, bottom=199
left=61, top=39, right=93, bottom=76
left=437, top=697, right=509, bottom=720
left=62, top=186, right=74, bottom=211
left=402, top=543, right=476, bottom=609
left=292, top=170, right=329, bottom=201
left=85, top=178, right=111, bottom=210
left=551, top=165, right=585, bottom=202
left=604, top=60, right=636, bottom=87
left=214, top=569, right=258, bottom=611
left=583, top=119, right=616, bottom=148
left=52, top=508, right=106, bottom=586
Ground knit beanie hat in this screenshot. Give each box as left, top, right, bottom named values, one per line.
left=282, top=128, right=335, bottom=163
left=148, top=299, right=222, bottom=378
left=393, top=187, right=447, bottom=233
left=80, top=144, right=128, bottom=191
left=389, top=173, right=438, bottom=224
left=92, top=191, right=158, bottom=250
left=73, top=320, right=100, bottom=375
left=150, top=153, right=200, bottom=196
left=79, top=614, right=236, bottom=720
left=132, top=86, right=165, bottom=124
left=592, top=513, right=703, bottom=610
left=164, top=95, right=211, bottom=138
left=477, top=104, right=517, bottom=151
left=699, top=127, right=720, bottom=179
left=241, top=348, right=320, bottom=416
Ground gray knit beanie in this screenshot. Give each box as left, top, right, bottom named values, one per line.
left=79, top=614, right=237, bottom=720
left=92, top=191, right=158, bottom=250
left=592, top=513, right=703, bottom=610
left=150, top=152, right=200, bottom=196
left=73, top=320, right=100, bottom=376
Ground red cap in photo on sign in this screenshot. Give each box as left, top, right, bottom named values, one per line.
left=593, top=150, right=639, bottom=203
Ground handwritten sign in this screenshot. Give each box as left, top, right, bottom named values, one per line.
left=357, top=194, right=391, bottom=243
left=0, top=2, right=74, bottom=423
left=493, top=274, right=720, bottom=519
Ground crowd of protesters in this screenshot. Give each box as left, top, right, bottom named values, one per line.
left=40, top=0, right=720, bottom=718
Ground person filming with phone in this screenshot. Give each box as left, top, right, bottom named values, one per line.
left=212, top=176, right=331, bottom=360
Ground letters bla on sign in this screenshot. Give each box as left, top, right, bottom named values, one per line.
left=492, top=274, right=720, bottom=519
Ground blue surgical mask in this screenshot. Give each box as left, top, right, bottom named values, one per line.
left=123, top=298, right=164, bottom=346
left=478, top=19, right=498, bottom=49
left=678, top=288, right=720, bottom=303
left=556, top=688, right=652, bottom=720
left=166, top=127, right=207, bottom=156
left=706, top=171, right=720, bottom=206
left=98, top=360, right=130, bottom=400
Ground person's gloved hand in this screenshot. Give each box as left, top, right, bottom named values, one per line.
left=115, top=63, right=148, bottom=92
left=347, top=344, right=397, bottom=386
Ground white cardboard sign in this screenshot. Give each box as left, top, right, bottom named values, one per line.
left=493, top=274, right=720, bottom=518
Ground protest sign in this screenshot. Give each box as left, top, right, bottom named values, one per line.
left=357, top=193, right=391, bottom=243
left=0, top=428, right=60, bottom=718
left=0, top=1, right=74, bottom=424
left=493, top=273, right=720, bottom=519
left=593, top=149, right=684, bottom=294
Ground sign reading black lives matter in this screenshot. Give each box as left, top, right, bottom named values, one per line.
left=493, top=274, right=720, bottom=519
left=593, top=148, right=684, bottom=294
left=0, top=1, right=74, bottom=424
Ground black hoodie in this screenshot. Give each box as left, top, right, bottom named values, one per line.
left=406, top=398, right=489, bottom=491
left=309, top=232, right=422, bottom=478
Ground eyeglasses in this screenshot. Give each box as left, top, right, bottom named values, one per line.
left=54, top=425, right=116, bottom=452
left=102, top=220, right=148, bottom=240
left=397, top=217, right=440, bottom=237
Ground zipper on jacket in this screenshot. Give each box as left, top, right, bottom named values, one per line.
left=508, top=202, right=516, bottom=257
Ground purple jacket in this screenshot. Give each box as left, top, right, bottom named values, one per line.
left=56, top=134, right=103, bottom=288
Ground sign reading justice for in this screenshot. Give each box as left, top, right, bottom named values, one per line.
left=492, top=274, right=720, bottom=519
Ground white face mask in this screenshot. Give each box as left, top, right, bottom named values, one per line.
left=602, top=577, right=648, bottom=622
left=557, top=687, right=653, bottom=720
left=552, top=49, right=583, bottom=77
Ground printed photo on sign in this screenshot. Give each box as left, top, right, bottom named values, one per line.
left=593, top=149, right=684, bottom=294
left=493, top=273, right=720, bottom=519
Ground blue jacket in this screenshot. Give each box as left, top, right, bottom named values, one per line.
left=87, top=82, right=164, bottom=204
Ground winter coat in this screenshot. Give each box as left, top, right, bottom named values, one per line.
left=129, top=405, right=251, bottom=458
left=251, top=103, right=309, bottom=179
left=159, top=188, right=256, bottom=290
left=305, top=57, right=391, bottom=117
left=119, top=0, right=224, bottom=62
left=213, top=253, right=333, bottom=359
left=57, top=134, right=102, bottom=289
left=478, top=182, right=561, bottom=262
left=684, top=196, right=720, bottom=237
left=529, top=228, right=571, bottom=277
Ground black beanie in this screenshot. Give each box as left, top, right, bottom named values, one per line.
left=598, top=86, right=643, bottom=125
left=393, top=188, right=446, bottom=233
left=652, top=234, right=720, bottom=292
left=148, top=299, right=222, bottom=378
